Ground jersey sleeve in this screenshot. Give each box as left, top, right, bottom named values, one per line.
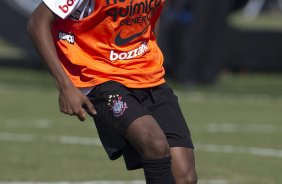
left=43, top=0, right=84, bottom=19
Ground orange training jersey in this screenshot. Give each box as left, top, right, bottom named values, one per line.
left=47, top=0, right=166, bottom=88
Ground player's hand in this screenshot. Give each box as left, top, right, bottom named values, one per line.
left=58, top=86, right=96, bottom=121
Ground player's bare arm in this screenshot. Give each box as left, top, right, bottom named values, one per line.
left=27, top=2, right=96, bottom=121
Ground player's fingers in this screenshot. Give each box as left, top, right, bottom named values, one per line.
left=83, top=98, right=97, bottom=116
left=60, top=100, right=75, bottom=115
left=76, top=108, right=86, bottom=121
left=59, top=97, right=68, bottom=114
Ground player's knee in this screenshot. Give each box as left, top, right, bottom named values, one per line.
left=176, top=172, right=198, bottom=184
left=185, top=174, right=198, bottom=184
left=142, top=136, right=170, bottom=159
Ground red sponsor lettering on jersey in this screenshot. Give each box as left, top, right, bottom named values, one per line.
left=59, top=0, right=76, bottom=13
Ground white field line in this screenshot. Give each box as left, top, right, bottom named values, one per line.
left=0, top=132, right=102, bottom=146
left=175, top=91, right=282, bottom=105
left=49, top=136, right=102, bottom=146
left=3, top=119, right=53, bottom=129
left=196, top=144, right=282, bottom=158
left=1, top=132, right=282, bottom=158
left=0, top=132, right=35, bottom=142
left=0, top=179, right=228, bottom=184
left=204, top=123, right=282, bottom=134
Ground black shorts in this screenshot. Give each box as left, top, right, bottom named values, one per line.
left=87, top=81, right=194, bottom=170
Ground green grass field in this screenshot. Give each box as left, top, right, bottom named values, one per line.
left=0, top=68, right=282, bottom=184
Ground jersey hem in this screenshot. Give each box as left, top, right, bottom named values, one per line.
left=73, top=79, right=166, bottom=89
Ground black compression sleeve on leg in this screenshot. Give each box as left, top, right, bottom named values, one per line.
left=142, top=156, right=176, bottom=184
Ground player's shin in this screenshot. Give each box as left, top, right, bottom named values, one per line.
left=142, top=155, right=176, bottom=184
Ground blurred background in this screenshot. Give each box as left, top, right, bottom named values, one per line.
left=0, top=0, right=282, bottom=184
left=160, top=0, right=282, bottom=86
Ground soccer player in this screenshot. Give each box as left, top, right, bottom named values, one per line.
left=27, top=0, right=197, bottom=183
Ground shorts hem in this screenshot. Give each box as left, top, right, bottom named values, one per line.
left=168, top=141, right=194, bottom=149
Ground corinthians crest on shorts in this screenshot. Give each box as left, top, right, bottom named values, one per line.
left=107, top=94, right=128, bottom=117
